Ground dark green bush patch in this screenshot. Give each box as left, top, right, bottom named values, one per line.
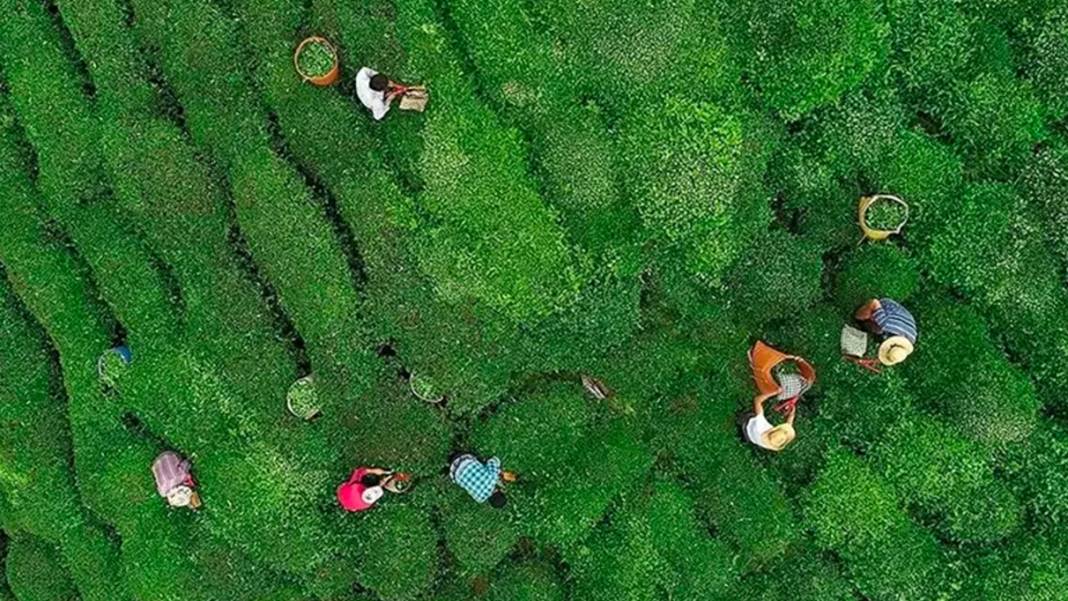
left=905, top=296, right=1039, bottom=446
left=832, top=244, right=920, bottom=312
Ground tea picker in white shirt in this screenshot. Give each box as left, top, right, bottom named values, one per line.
left=744, top=391, right=797, bottom=452
left=356, top=67, right=428, bottom=120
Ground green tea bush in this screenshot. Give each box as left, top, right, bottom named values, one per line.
left=1020, top=141, right=1068, bottom=273
left=805, top=449, right=947, bottom=601
left=766, top=146, right=857, bottom=249
left=563, top=501, right=663, bottom=601
left=962, top=536, right=1068, bottom=601
left=723, top=232, right=824, bottom=329
left=471, top=383, right=595, bottom=476
left=646, top=481, right=734, bottom=599
left=0, top=283, right=129, bottom=601
left=621, top=98, right=773, bottom=287
left=4, top=536, right=79, bottom=601
left=442, top=0, right=559, bottom=116
left=871, top=414, right=1021, bottom=543
left=905, top=297, right=1039, bottom=446
left=866, top=129, right=965, bottom=242
left=0, top=0, right=180, bottom=340
left=941, top=72, right=1048, bottom=176
left=523, top=420, right=653, bottom=549
left=127, top=0, right=377, bottom=404
left=1001, top=423, right=1068, bottom=534
left=786, top=341, right=915, bottom=448
left=384, top=0, right=582, bottom=324
left=439, top=486, right=520, bottom=578
left=725, top=0, right=889, bottom=119
left=1022, top=4, right=1068, bottom=121
left=55, top=0, right=298, bottom=418
left=808, top=88, right=908, bottom=178
left=924, top=183, right=1056, bottom=310
left=483, top=562, right=563, bottom=601
left=2, top=0, right=1067, bottom=596
left=236, top=0, right=529, bottom=417
left=346, top=499, right=438, bottom=601
left=659, top=399, right=798, bottom=567
left=882, top=0, right=977, bottom=102
left=532, top=0, right=735, bottom=114
left=832, top=244, right=920, bottom=312
left=739, top=544, right=856, bottom=601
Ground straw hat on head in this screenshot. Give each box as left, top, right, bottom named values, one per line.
left=761, top=423, right=796, bottom=452
left=166, top=485, right=194, bottom=508
left=878, top=336, right=914, bottom=366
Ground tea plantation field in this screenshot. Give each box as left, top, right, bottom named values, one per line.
left=1, top=0, right=1067, bottom=599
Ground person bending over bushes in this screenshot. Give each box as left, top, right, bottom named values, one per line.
left=853, top=298, right=918, bottom=368
left=742, top=341, right=815, bottom=452
left=356, top=68, right=427, bottom=120
left=152, top=451, right=202, bottom=510
left=337, top=466, right=412, bottom=512
left=449, top=453, right=517, bottom=508
left=741, top=391, right=798, bottom=452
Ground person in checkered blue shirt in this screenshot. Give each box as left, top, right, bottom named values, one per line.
left=449, top=454, right=517, bottom=508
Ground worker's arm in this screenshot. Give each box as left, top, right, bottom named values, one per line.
left=855, top=299, right=879, bottom=321
left=365, top=467, right=391, bottom=476
left=752, top=392, right=775, bottom=415
left=786, top=405, right=797, bottom=426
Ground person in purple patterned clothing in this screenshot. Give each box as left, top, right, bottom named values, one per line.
left=152, top=451, right=201, bottom=510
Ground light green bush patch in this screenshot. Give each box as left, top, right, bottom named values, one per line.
left=805, top=449, right=948, bottom=601
left=727, top=0, right=890, bottom=119
left=4, top=536, right=79, bottom=601
left=483, top=562, right=563, bottom=601
left=623, top=98, right=774, bottom=287
left=942, top=72, right=1048, bottom=176
left=1022, top=4, right=1068, bottom=120
left=871, top=413, right=1021, bottom=543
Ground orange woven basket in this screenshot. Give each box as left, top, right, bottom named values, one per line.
left=293, top=36, right=340, bottom=87
left=748, top=341, right=816, bottom=396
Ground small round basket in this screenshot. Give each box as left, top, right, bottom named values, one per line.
left=293, top=36, right=340, bottom=87
left=408, top=372, right=444, bottom=404
left=97, top=345, right=132, bottom=389
left=858, top=194, right=909, bottom=241
left=286, top=375, right=322, bottom=420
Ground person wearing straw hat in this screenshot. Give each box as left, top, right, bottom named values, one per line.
left=742, top=392, right=797, bottom=452
left=855, top=298, right=918, bottom=367
left=151, top=451, right=202, bottom=510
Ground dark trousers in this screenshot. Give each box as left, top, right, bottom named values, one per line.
left=735, top=411, right=755, bottom=443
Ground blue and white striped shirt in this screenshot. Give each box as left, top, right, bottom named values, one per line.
left=873, top=299, right=918, bottom=344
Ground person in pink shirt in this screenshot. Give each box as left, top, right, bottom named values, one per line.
left=337, top=466, right=410, bottom=512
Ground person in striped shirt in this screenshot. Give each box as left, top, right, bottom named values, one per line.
left=855, top=298, right=918, bottom=366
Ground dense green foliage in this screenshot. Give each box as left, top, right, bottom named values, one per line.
left=0, top=0, right=1064, bottom=599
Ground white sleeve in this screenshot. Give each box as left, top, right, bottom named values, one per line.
left=372, top=101, right=389, bottom=121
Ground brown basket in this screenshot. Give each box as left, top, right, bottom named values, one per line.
left=294, top=36, right=340, bottom=87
